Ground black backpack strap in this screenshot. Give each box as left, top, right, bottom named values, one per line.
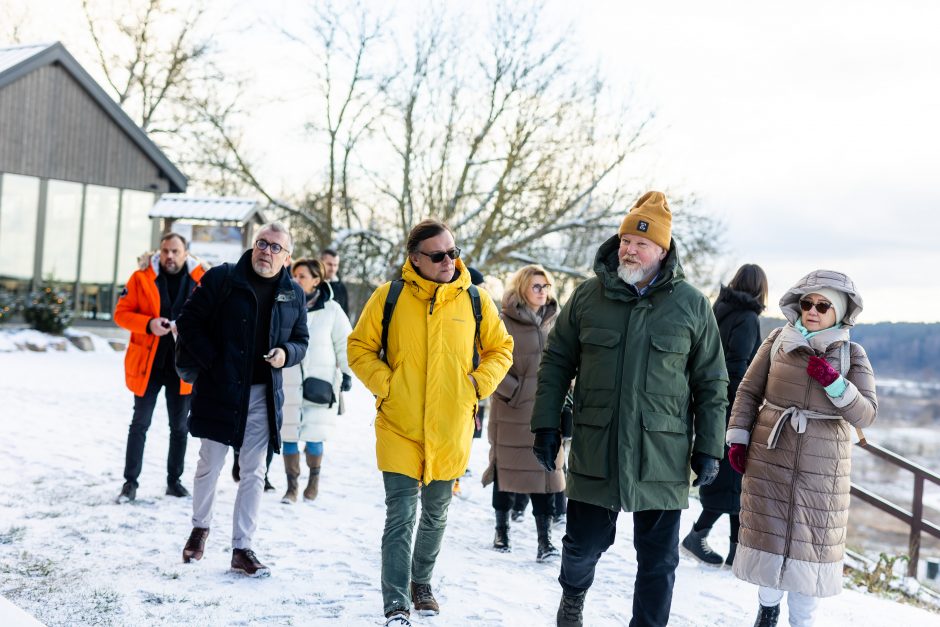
left=380, top=279, right=405, bottom=364
left=468, top=285, right=483, bottom=370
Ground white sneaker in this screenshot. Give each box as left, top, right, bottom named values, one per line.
left=384, top=610, right=412, bottom=626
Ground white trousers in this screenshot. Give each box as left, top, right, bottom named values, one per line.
left=759, top=586, right=820, bottom=627
left=192, top=384, right=270, bottom=550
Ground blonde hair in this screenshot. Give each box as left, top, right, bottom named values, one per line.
left=505, top=264, right=554, bottom=307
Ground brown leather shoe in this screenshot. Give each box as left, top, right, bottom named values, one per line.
left=231, top=548, right=270, bottom=577
left=182, top=527, right=209, bottom=563
left=410, top=582, right=439, bottom=615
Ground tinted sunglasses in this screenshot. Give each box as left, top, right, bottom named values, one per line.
left=418, top=247, right=461, bottom=263
left=531, top=283, right=552, bottom=293
left=799, top=299, right=833, bottom=314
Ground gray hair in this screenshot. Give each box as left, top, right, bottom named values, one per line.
left=255, top=221, right=293, bottom=251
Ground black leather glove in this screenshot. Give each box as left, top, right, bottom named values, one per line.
left=691, top=452, right=720, bottom=487
left=341, top=373, right=352, bottom=392
left=532, top=429, right=561, bottom=472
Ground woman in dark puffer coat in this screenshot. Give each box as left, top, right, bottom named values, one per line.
left=682, top=264, right=767, bottom=567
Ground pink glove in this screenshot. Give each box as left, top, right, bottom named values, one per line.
left=807, top=355, right=839, bottom=387
left=728, top=443, right=747, bottom=474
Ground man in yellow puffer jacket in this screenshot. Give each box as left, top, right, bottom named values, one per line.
left=348, top=219, right=513, bottom=626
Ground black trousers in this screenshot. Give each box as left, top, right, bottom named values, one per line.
left=491, top=469, right=553, bottom=515
left=123, top=363, right=190, bottom=486
left=559, top=499, right=680, bottom=627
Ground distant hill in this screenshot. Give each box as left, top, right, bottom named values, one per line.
left=758, top=319, right=940, bottom=380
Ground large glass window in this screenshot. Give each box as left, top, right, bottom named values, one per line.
left=79, top=185, right=120, bottom=284
left=41, top=180, right=83, bottom=283
left=0, top=173, right=41, bottom=280
left=116, top=190, right=155, bottom=282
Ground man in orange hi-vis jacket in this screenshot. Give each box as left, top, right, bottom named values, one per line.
left=113, top=232, right=205, bottom=503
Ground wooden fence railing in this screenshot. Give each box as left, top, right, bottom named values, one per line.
left=851, top=441, right=940, bottom=578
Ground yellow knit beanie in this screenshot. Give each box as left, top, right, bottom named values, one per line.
left=618, top=191, right=672, bottom=250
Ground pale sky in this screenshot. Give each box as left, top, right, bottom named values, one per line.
left=6, top=0, right=939, bottom=322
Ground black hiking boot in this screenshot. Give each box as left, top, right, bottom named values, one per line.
left=535, top=514, right=560, bottom=562
left=166, top=480, right=190, bottom=497
left=681, top=527, right=723, bottom=565
left=493, top=510, right=510, bottom=552
left=556, top=589, right=586, bottom=626
left=753, top=603, right=780, bottom=627
left=116, top=481, right=136, bottom=503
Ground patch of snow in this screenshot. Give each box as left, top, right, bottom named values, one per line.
left=0, top=352, right=938, bottom=625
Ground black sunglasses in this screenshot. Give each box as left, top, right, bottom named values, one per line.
left=799, top=299, right=833, bottom=314
left=417, top=247, right=461, bottom=263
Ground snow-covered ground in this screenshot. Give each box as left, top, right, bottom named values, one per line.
left=1, top=348, right=939, bottom=626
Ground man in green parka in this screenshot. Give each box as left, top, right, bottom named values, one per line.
left=531, top=191, right=728, bottom=627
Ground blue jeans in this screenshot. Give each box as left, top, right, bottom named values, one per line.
left=281, top=441, right=323, bottom=455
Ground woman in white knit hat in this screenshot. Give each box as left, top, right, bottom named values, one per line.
left=725, top=270, right=878, bottom=627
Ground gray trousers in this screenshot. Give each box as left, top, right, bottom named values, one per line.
left=381, top=472, right=455, bottom=614
left=192, top=384, right=270, bottom=550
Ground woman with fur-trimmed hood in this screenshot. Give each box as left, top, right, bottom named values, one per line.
left=725, top=270, right=877, bottom=627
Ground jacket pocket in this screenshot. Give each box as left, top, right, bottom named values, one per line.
left=568, top=407, right=612, bottom=479
left=645, top=334, right=690, bottom=397
left=578, top=327, right=621, bottom=395
left=639, top=411, right=690, bottom=482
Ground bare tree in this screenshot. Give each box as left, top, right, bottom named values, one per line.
left=377, top=3, right=650, bottom=278
left=80, top=0, right=260, bottom=195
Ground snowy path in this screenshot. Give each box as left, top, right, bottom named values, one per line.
left=0, top=350, right=938, bottom=626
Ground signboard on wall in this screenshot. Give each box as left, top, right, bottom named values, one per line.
left=174, top=224, right=245, bottom=267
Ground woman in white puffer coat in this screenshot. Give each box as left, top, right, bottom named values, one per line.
left=280, top=258, right=353, bottom=504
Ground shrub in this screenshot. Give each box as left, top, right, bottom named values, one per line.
left=24, top=286, right=73, bottom=334
left=0, top=288, right=20, bottom=323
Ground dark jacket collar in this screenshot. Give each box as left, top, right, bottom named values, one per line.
left=232, top=249, right=295, bottom=294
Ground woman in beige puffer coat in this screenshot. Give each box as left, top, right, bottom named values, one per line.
left=726, top=270, right=877, bottom=627
left=482, top=264, right=565, bottom=562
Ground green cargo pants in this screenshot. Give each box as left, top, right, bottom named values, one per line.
left=381, top=472, right=455, bottom=615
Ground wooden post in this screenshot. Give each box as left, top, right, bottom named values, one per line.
left=909, top=475, right=925, bottom=578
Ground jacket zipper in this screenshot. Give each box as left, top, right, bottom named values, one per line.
left=781, top=361, right=813, bottom=574
left=236, top=285, right=259, bottom=445
left=425, top=284, right=440, bottom=477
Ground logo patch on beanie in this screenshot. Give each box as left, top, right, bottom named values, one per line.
left=637, top=220, right=649, bottom=232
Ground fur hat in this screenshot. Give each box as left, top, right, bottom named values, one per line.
left=619, top=191, right=672, bottom=250
left=804, top=287, right=849, bottom=325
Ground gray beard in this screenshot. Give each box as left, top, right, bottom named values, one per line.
left=617, top=260, right=658, bottom=286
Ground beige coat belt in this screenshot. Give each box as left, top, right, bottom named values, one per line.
left=762, top=401, right=842, bottom=450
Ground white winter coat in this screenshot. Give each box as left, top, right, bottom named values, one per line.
left=281, top=283, right=353, bottom=443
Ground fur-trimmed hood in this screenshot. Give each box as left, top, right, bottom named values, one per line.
left=779, top=269, right=863, bottom=327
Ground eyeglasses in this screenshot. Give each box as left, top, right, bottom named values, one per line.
left=531, top=283, right=552, bottom=293
left=799, top=299, right=833, bottom=314
left=417, top=247, right=461, bottom=263
left=255, top=239, right=289, bottom=255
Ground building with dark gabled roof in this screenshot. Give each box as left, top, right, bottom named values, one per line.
left=0, top=41, right=187, bottom=320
